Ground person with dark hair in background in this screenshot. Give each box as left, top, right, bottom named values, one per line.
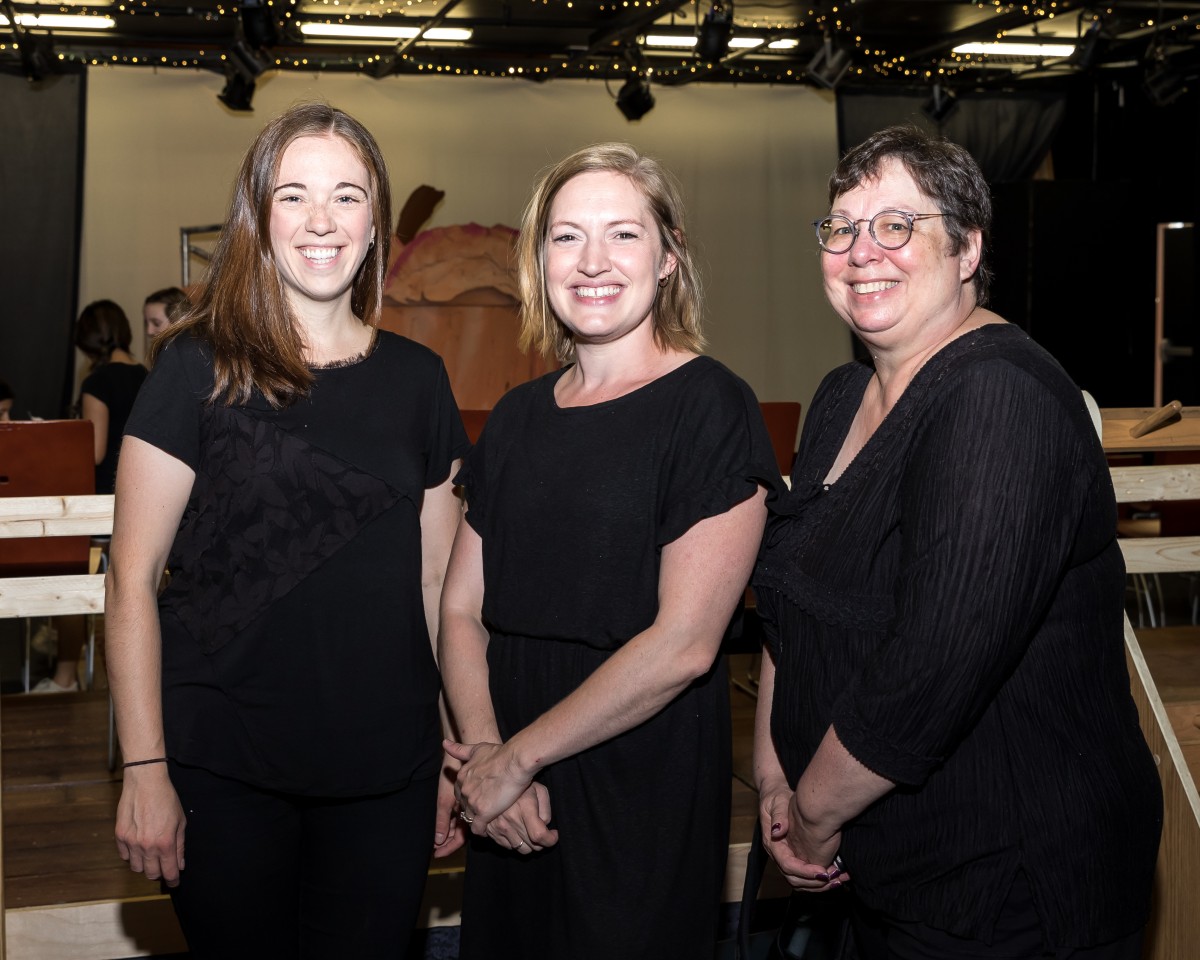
left=753, top=125, right=1162, bottom=960
left=27, top=303, right=149, bottom=694
left=143, top=287, right=192, bottom=340
left=76, top=299, right=148, bottom=496
left=439, top=142, right=784, bottom=960
left=0, top=380, right=13, bottom=420
left=106, top=102, right=468, bottom=958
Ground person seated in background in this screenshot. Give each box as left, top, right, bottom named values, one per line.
left=31, top=302, right=149, bottom=694
left=0, top=379, right=13, bottom=420
left=143, top=287, right=192, bottom=340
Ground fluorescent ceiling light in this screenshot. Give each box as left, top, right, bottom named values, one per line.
left=953, top=41, right=1075, bottom=58
left=299, top=22, right=472, bottom=42
left=0, top=13, right=115, bottom=29
left=644, top=34, right=788, bottom=50
left=644, top=34, right=696, bottom=48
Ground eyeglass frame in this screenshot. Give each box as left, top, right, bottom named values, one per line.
left=812, top=210, right=948, bottom=254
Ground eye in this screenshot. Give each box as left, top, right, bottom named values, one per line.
left=276, top=194, right=303, bottom=204
left=614, top=230, right=640, bottom=241
left=550, top=232, right=579, bottom=244
left=335, top=193, right=365, bottom=205
left=827, top=219, right=853, bottom=237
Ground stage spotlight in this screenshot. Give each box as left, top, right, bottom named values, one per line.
left=922, top=84, right=958, bottom=124
left=1143, top=61, right=1188, bottom=106
left=696, top=1, right=733, bottom=62
left=239, top=0, right=279, bottom=50
left=806, top=36, right=851, bottom=90
left=616, top=75, right=655, bottom=121
left=218, top=71, right=256, bottom=111
left=1067, top=19, right=1105, bottom=71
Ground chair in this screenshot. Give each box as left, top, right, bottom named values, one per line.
left=758, top=401, right=802, bottom=478
left=0, top=421, right=96, bottom=690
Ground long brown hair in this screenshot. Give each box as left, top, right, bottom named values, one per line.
left=154, top=101, right=393, bottom=406
left=516, top=142, right=704, bottom=362
left=76, top=300, right=133, bottom=368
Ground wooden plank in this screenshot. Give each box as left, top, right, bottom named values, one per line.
left=1112, top=465, right=1200, bottom=504
left=1125, top=619, right=1200, bottom=960
left=0, top=498, right=113, bottom=540
left=0, top=577, right=104, bottom=619
left=1119, top=537, right=1200, bottom=574
left=4, top=897, right=185, bottom=960
left=1102, top=407, right=1200, bottom=453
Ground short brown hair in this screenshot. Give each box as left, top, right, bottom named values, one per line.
left=155, top=101, right=392, bottom=406
left=144, top=287, right=193, bottom=326
left=516, top=143, right=703, bottom=361
left=829, top=125, right=993, bottom=303
left=75, top=300, right=133, bottom=365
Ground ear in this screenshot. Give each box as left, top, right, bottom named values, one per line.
left=660, top=227, right=681, bottom=281
left=957, top=227, right=982, bottom=283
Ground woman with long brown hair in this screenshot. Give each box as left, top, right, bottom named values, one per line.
left=107, top=102, right=468, bottom=958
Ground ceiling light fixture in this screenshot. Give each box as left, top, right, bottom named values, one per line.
left=299, top=23, right=472, bottom=42
left=0, top=13, right=115, bottom=29
left=806, top=35, right=851, bottom=89
left=953, top=41, right=1075, bottom=58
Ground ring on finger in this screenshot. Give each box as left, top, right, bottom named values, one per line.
left=459, top=811, right=474, bottom=824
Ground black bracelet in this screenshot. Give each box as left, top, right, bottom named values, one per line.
left=122, top=757, right=168, bottom=768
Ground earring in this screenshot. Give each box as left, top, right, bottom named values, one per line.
left=658, top=275, right=670, bottom=288
left=369, top=237, right=376, bottom=249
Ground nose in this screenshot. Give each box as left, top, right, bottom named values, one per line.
left=846, top=223, right=881, bottom=267
left=305, top=202, right=335, bottom=236
left=577, top=236, right=610, bottom=276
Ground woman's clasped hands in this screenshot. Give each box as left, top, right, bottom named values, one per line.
left=758, top=779, right=848, bottom=894
left=444, top=739, right=559, bottom=855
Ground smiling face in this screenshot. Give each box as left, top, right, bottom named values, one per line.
left=143, top=301, right=171, bottom=338
left=269, top=134, right=375, bottom=319
left=544, top=170, right=676, bottom=348
left=822, top=157, right=979, bottom=350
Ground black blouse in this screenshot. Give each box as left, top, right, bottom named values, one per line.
left=754, top=324, right=1161, bottom=948
left=125, top=332, right=469, bottom=795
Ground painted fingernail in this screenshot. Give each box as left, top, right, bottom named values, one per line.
left=816, top=873, right=829, bottom=882
left=831, top=879, right=843, bottom=888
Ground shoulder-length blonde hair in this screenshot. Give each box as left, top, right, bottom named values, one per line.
left=516, top=142, right=704, bottom=362
left=154, top=101, right=392, bottom=406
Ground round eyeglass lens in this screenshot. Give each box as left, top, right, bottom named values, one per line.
left=816, top=212, right=917, bottom=253
left=871, top=212, right=914, bottom=249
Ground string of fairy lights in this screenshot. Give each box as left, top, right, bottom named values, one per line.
left=1, top=1, right=1197, bottom=85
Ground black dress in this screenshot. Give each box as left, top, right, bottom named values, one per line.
left=754, top=324, right=1162, bottom=949
left=456, top=356, right=783, bottom=960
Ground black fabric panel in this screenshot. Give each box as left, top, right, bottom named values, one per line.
left=835, top=86, right=1066, bottom=184
left=0, top=67, right=86, bottom=420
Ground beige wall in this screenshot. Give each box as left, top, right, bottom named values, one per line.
left=81, top=67, right=851, bottom=407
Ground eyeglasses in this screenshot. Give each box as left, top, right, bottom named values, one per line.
left=813, top=210, right=947, bottom=254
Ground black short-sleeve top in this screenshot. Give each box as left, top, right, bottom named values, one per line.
left=81, top=361, right=148, bottom=494
left=124, top=331, right=470, bottom=795
left=456, top=356, right=784, bottom=649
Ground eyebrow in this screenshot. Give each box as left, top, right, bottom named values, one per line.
left=550, top=218, right=647, bottom=231
left=273, top=181, right=369, bottom=193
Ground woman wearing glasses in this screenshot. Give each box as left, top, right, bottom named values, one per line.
left=752, top=126, right=1162, bottom=959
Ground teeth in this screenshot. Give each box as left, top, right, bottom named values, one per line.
left=575, top=285, right=621, bottom=298
left=852, top=281, right=899, bottom=294
left=301, top=247, right=339, bottom=263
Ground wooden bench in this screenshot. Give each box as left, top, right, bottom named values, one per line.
left=1103, top=406, right=1200, bottom=960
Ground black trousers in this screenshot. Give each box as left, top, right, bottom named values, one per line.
left=850, top=872, right=1144, bottom=960
left=167, top=761, right=437, bottom=960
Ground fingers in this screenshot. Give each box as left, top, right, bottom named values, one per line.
left=433, top=773, right=459, bottom=848
left=442, top=739, right=475, bottom=763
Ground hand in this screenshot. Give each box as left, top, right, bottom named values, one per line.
left=114, top=763, right=186, bottom=887
left=758, top=779, right=845, bottom=892
left=443, top=738, right=533, bottom=832
left=432, top=759, right=466, bottom=859
left=482, top=782, right=559, bottom=854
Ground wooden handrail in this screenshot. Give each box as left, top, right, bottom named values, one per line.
left=0, top=495, right=114, bottom=539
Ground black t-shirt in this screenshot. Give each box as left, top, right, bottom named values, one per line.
left=125, top=331, right=469, bottom=795
left=81, top=361, right=148, bottom=494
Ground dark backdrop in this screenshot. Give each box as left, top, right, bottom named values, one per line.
left=0, top=67, right=86, bottom=421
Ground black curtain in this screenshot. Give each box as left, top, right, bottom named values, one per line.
left=0, top=66, right=86, bottom=420
left=835, top=86, right=1066, bottom=184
